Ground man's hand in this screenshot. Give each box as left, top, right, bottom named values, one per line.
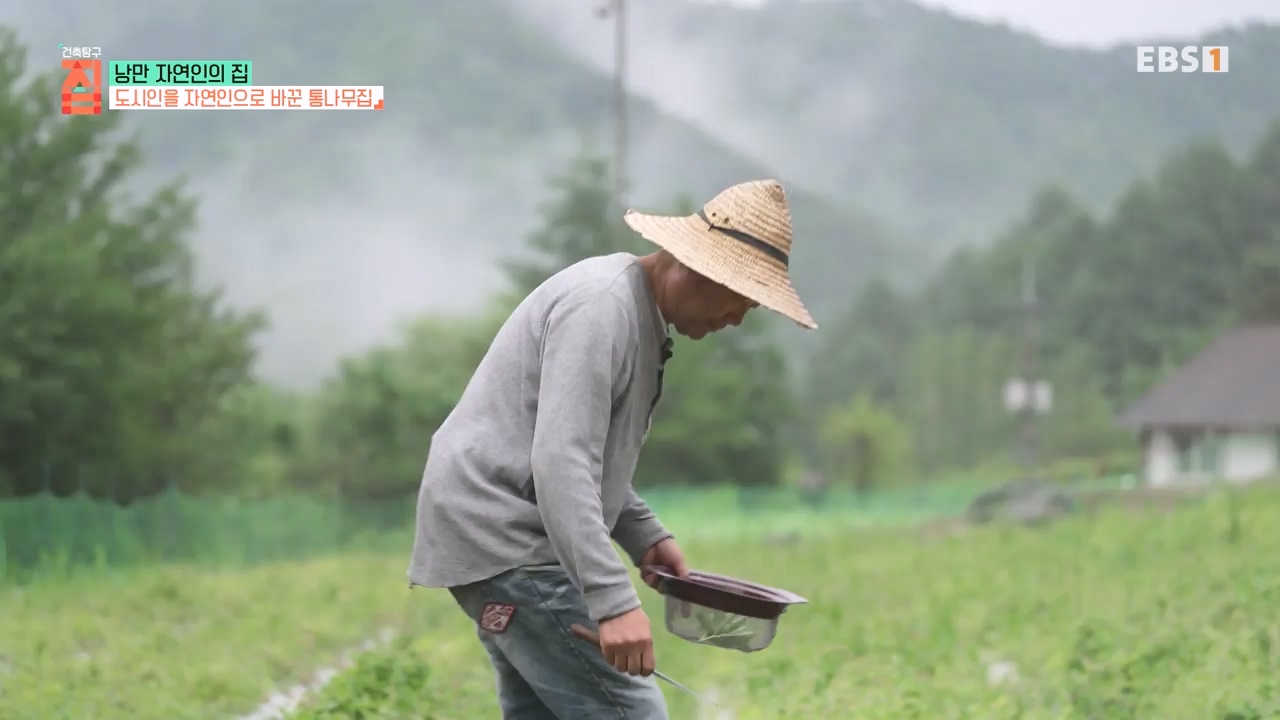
left=639, top=537, right=689, bottom=590
left=597, top=606, right=655, bottom=676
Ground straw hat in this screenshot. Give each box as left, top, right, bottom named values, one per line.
left=623, top=179, right=816, bottom=329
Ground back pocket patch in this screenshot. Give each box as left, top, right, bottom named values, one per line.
left=480, top=602, right=517, bottom=634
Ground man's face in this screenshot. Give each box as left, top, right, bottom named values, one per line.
left=669, top=265, right=758, bottom=340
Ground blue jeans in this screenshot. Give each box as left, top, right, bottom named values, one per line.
left=450, top=565, right=669, bottom=720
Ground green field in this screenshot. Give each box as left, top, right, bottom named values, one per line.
left=0, top=555, right=418, bottom=720
left=3, top=484, right=1277, bottom=719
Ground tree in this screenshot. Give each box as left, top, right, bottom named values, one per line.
left=806, top=122, right=1280, bottom=480
left=295, top=150, right=798, bottom=497
left=0, top=29, right=263, bottom=500
left=796, top=277, right=917, bottom=472
left=297, top=302, right=509, bottom=499
left=1035, top=346, right=1128, bottom=462
left=182, top=382, right=306, bottom=499
left=638, top=312, right=793, bottom=488
left=806, top=277, right=918, bottom=410
left=819, top=394, right=912, bottom=495
left=1235, top=238, right=1280, bottom=323
left=501, top=153, right=645, bottom=296
left=1060, top=140, right=1254, bottom=398
left=899, top=327, right=1017, bottom=474
left=508, top=150, right=795, bottom=487
left=1235, top=123, right=1280, bottom=324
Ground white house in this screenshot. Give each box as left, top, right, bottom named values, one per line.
left=1118, top=325, right=1280, bottom=487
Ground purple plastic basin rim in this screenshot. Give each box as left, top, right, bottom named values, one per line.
left=644, top=565, right=808, bottom=603
left=643, top=564, right=807, bottom=619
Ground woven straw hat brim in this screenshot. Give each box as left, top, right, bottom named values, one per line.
left=624, top=211, right=817, bottom=330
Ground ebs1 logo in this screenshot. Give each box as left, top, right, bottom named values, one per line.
left=1136, top=46, right=1228, bottom=73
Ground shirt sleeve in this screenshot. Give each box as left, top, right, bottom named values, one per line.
left=530, top=290, right=640, bottom=622
left=611, top=488, right=674, bottom=566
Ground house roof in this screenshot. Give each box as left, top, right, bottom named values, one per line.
left=1118, top=325, right=1280, bottom=429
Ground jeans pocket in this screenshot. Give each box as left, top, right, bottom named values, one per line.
left=517, top=565, right=582, bottom=613
left=519, top=563, right=566, bottom=578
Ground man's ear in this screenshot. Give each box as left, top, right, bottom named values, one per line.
left=673, top=260, right=711, bottom=291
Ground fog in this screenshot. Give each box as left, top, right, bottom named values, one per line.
left=11, top=4, right=572, bottom=388
left=10, top=0, right=1276, bottom=387
left=510, top=0, right=1279, bottom=210
left=186, top=134, right=516, bottom=384
left=908, top=0, right=1280, bottom=47
left=691, top=0, right=1280, bottom=46
left=175, top=138, right=542, bottom=387
left=509, top=0, right=890, bottom=195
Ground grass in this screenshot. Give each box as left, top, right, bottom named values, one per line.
left=294, top=484, right=1280, bottom=719
left=4, top=483, right=1276, bottom=719
left=0, top=553, right=416, bottom=720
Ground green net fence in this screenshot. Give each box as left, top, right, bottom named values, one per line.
left=643, top=472, right=1136, bottom=540
left=0, top=488, right=416, bottom=582
left=0, top=476, right=1133, bottom=582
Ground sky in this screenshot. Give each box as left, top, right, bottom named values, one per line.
left=710, top=0, right=1280, bottom=47
left=909, top=0, right=1280, bottom=47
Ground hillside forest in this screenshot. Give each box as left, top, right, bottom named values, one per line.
left=2, top=11, right=1280, bottom=504
left=11, top=0, right=1280, bottom=384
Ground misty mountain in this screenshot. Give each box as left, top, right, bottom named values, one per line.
left=13, top=0, right=921, bottom=386
left=16, top=0, right=1280, bottom=387
left=515, top=0, right=1280, bottom=249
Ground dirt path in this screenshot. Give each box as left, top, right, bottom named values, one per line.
left=235, top=628, right=396, bottom=720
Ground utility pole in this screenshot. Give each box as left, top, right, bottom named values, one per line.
left=1001, top=257, right=1051, bottom=482
left=597, top=0, right=628, bottom=209
left=612, top=0, right=629, bottom=209
left=1019, top=256, right=1041, bottom=481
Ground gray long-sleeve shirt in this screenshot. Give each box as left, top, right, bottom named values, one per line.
left=408, top=253, right=673, bottom=621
